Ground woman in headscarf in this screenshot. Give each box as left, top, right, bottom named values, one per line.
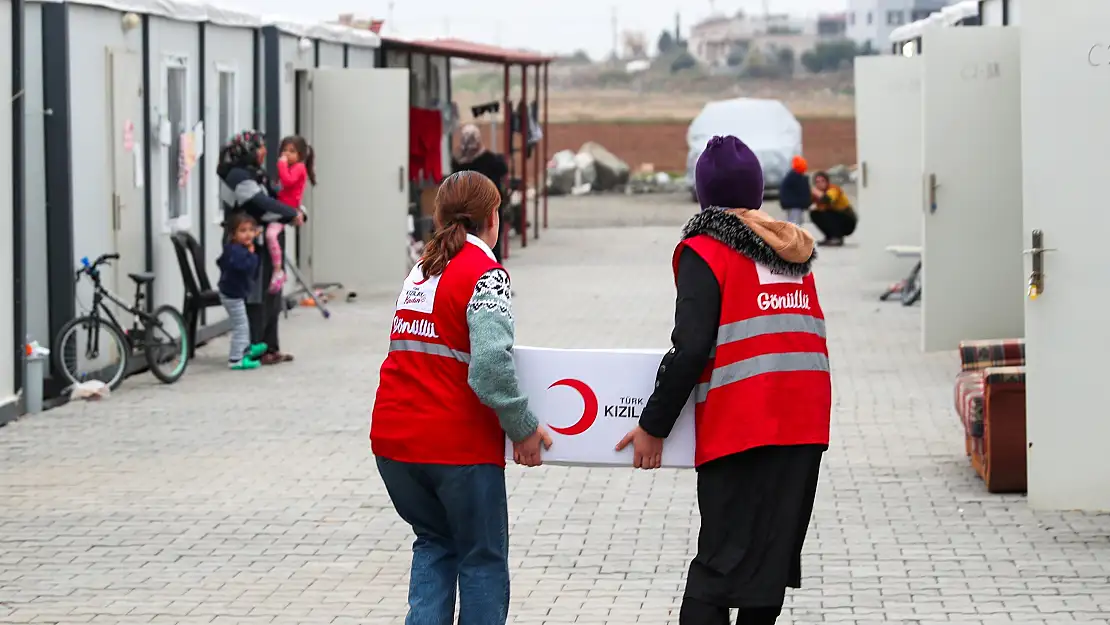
left=452, top=124, right=508, bottom=263
left=217, top=130, right=303, bottom=365
left=809, top=171, right=858, bottom=247
left=617, top=136, right=831, bottom=625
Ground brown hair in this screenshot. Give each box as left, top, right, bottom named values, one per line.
left=280, top=135, right=316, bottom=186
left=420, top=171, right=501, bottom=277
left=222, top=210, right=257, bottom=242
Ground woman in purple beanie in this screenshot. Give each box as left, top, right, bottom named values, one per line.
left=618, top=135, right=830, bottom=625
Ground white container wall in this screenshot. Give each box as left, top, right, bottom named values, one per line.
left=22, top=2, right=48, bottom=350
left=0, top=0, right=15, bottom=407
left=67, top=4, right=147, bottom=325
left=347, top=45, right=375, bottom=68
left=149, top=15, right=202, bottom=311
left=980, top=0, right=1003, bottom=25
left=317, top=40, right=343, bottom=67
left=277, top=31, right=316, bottom=284
left=203, top=22, right=258, bottom=325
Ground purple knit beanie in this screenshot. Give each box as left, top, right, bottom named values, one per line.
left=694, top=135, right=764, bottom=211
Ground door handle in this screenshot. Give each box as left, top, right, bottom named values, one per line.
left=860, top=161, right=868, bottom=188
left=398, top=166, right=405, bottom=192
left=927, top=173, right=939, bottom=213
left=1022, top=229, right=1057, bottom=300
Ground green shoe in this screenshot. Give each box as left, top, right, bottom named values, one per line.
left=247, top=343, right=268, bottom=359
left=229, top=358, right=261, bottom=370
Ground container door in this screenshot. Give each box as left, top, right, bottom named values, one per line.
left=308, top=69, right=409, bottom=297
left=1022, top=0, right=1110, bottom=511
left=854, top=55, right=923, bottom=284
left=108, top=48, right=147, bottom=322
left=920, top=27, right=1024, bottom=352
left=294, top=70, right=313, bottom=278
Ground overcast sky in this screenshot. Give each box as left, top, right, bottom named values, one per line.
left=218, top=0, right=849, bottom=59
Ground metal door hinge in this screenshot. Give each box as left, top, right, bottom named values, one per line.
left=112, top=194, right=121, bottom=231
left=927, top=173, right=939, bottom=213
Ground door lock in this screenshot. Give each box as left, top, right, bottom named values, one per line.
left=1022, top=229, right=1056, bottom=300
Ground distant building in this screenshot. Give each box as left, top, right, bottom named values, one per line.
left=688, top=12, right=844, bottom=68
left=846, top=0, right=951, bottom=53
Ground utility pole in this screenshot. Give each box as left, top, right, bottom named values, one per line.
left=674, top=11, right=681, bottom=44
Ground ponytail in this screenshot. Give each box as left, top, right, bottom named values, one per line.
left=305, top=145, right=317, bottom=186
left=420, top=222, right=468, bottom=277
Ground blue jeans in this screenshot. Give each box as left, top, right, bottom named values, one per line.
left=376, top=457, right=510, bottom=625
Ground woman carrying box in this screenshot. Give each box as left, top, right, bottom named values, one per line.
left=617, top=136, right=832, bottom=625
left=370, top=171, right=553, bottom=625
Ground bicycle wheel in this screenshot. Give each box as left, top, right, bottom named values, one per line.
left=144, top=305, right=189, bottom=384
left=54, top=315, right=130, bottom=390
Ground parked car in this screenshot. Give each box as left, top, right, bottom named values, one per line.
left=686, top=98, right=803, bottom=204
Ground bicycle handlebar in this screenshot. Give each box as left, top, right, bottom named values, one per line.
left=75, top=253, right=122, bottom=279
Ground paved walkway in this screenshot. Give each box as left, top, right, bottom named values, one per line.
left=2, top=195, right=1109, bottom=625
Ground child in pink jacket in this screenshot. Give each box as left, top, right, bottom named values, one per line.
left=268, top=135, right=315, bottom=293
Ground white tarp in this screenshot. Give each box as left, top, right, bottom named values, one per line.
left=686, top=98, right=802, bottom=191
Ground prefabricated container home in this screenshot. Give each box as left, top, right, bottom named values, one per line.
left=20, top=0, right=384, bottom=397
left=262, top=23, right=410, bottom=300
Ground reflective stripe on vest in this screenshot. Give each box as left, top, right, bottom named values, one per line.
left=709, top=313, right=826, bottom=358
left=389, top=339, right=471, bottom=364
left=696, top=312, right=828, bottom=403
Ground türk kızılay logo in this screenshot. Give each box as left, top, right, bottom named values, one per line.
left=546, top=379, right=645, bottom=436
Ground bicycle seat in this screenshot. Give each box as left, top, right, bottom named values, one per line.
left=128, top=272, right=156, bottom=284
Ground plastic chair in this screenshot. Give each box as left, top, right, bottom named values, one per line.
left=170, top=232, right=222, bottom=357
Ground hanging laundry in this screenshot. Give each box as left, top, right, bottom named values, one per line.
left=527, top=100, right=543, bottom=146
left=471, top=101, right=500, bottom=118
left=409, top=107, right=444, bottom=184
left=510, top=101, right=542, bottom=147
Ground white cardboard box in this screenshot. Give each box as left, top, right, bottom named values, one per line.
left=504, top=346, right=695, bottom=468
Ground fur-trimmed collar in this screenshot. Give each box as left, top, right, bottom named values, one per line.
left=681, top=207, right=815, bottom=277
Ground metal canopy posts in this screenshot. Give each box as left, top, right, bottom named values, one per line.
left=380, top=36, right=552, bottom=258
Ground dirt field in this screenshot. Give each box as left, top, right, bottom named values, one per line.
left=454, top=88, right=855, bottom=123
left=451, top=64, right=856, bottom=123
left=456, top=118, right=857, bottom=174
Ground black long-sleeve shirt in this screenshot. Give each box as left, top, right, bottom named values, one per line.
left=638, top=247, right=721, bottom=438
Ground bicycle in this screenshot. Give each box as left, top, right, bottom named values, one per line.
left=54, top=253, right=190, bottom=390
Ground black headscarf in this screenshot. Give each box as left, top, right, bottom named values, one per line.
left=216, top=129, right=269, bottom=186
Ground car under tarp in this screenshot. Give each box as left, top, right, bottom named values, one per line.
left=686, top=98, right=802, bottom=201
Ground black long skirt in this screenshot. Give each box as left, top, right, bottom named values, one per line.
left=684, top=444, right=825, bottom=608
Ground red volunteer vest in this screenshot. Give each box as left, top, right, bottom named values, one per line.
left=370, top=237, right=506, bottom=467
left=675, top=234, right=832, bottom=467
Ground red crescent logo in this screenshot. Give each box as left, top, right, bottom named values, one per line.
left=547, top=378, right=599, bottom=436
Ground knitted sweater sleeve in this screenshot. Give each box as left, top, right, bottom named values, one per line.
left=465, top=269, right=540, bottom=443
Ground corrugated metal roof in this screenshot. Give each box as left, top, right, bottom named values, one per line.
left=381, top=36, right=552, bottom=64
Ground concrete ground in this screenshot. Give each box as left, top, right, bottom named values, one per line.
left=1, top=193, right=1109, bottom=625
